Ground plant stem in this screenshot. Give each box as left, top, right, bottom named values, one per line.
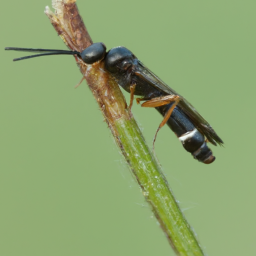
left=115, top=118, right=204, bottom=256
left=45, top=1, right=205, bottom=255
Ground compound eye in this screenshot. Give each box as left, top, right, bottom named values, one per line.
left=80, top=42, right=106, bottom=64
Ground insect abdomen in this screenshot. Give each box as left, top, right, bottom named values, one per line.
left=156, top=104, right=215, bottom=164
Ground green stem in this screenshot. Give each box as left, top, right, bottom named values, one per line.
left=115, top=118, right=204, bottom=256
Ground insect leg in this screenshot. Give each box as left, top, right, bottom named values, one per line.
left=74, top=76, right=85, bottom=89
left=130, top=84, right=152, bottom=108
left=129, top=83, right=136, bottom=110
left=136, top=97, right=145, bottom=104
left=136, top=96, right=153, bottom=105
left=136, top=94, right=155, bottom=105
left=141, top=95, right=180, bottom=148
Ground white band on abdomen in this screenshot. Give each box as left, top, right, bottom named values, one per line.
left=178, top=128, right=198, bottom=143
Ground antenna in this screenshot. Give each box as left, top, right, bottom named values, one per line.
left=5, top=47, right=80, bottom=61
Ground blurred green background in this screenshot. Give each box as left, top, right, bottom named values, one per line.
left=1, top=0, right=255, bottom=255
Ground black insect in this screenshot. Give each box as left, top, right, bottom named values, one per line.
left=5, top=42, right=223, bottom=164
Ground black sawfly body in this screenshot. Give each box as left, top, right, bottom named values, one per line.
left=5, top=42, right=223, bottom=164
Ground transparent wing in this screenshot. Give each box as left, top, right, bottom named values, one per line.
left=135, top=60, right=223, bottom=146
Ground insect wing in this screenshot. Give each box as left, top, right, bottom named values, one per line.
left=177, top=99, right=223, bottom=146
left=136, top=60, right=179, bottom=96
left=135, top=61, right=223, bottom=146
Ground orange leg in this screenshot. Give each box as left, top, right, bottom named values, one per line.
left=129, top=83, right=136, bottom=110
left=141, top=95, right=180, bottom=148
left=136, top=97, right=145, bottom=105
left=74, top=76, right=85, bottom=89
